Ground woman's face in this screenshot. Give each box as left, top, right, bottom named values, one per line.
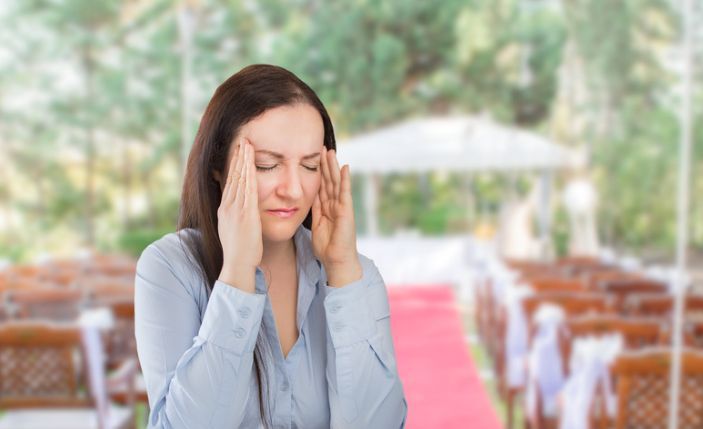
left=231, top=103, right=324, bottom=244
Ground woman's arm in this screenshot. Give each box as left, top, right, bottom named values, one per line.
left=323, top=255, right=408, bottom=428
left=134, top=243, right=266, bottom=428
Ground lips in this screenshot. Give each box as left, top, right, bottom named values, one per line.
left=266, top=208, right=299, bottom=219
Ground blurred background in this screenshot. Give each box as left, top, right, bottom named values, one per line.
left=0, top=0, right=702, bottom=428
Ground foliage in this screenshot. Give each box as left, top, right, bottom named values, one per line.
left=0, top=0, right=699, bottom=261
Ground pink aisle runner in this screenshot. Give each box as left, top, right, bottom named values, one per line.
left=389, top=284, right=503, bottom=429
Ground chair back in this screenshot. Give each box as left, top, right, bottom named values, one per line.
left=612, top=349, right=703, bottom=429
left=627, top=294, right=703, bottom=317
left=522, top=293, right=612, bottom=325
left=566, top=316, right=664, bottom=349
left=527, top=277, right=589, bottom=293
left=0, top=323, right=93, bottom=409
left=8, top=288, right=84, bottom=321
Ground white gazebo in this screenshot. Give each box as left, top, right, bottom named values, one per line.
left=336, top=114, right=579, bottom=242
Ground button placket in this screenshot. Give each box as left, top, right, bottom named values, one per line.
left=333, top=322, right=345, bottom=332
left=238, top=306, right=251, bottom=319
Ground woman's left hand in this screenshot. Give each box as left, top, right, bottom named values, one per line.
left=311, top=146, right=363, bottom=288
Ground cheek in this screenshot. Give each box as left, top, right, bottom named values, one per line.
left=255, top=174, right=275, bottom=201
left=307, top=174, right=322, bottom=194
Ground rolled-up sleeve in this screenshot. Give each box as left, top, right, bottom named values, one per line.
left=322, top=256, right=408, bottom=428
left=134, top=243, right=266, bottom=428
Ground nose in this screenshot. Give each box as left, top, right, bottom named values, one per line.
left=275, top=165, right=304, bottom=200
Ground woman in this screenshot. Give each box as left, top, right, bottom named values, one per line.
left=134, top=64, right=408, bottom=428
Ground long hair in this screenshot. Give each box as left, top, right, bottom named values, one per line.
left=176, top=64, right=336, bottom=427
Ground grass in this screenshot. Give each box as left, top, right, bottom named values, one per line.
left=135, top=402, right=147, bottom=428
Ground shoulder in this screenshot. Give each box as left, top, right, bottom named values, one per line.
left=137, top=229, right=197, bottom=270
left=136, top=228, right=206, bottom=301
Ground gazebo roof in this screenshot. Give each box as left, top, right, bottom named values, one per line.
left=336, top=115, right=577, bottom=174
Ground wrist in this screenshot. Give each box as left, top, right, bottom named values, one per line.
left=325, top=259, right=363, bottom=288
left=218, top=264, right=257, bottom=294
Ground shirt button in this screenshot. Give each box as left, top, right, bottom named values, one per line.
left=330, top=303, right=342, bottom=313
left=333, top=322, right=345, bottom=332
left=234, top=327, right=246, bottom=338
left=238, top=306, right=251, bottom=319
left=281, top=381, right=290, bottom=391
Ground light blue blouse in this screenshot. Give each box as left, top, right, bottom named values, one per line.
left=134, top=224, right=408, bottom=428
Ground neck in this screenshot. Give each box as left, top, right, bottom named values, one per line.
left=261, top=237, right=296, bottom=269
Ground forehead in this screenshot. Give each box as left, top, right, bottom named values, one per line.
left=239, top=103, right=324, bottom=158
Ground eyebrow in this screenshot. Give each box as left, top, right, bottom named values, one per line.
left=254, top=150, right=321, bottom=160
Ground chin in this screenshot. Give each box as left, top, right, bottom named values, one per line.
left=261, top=219, right=302, bottom=243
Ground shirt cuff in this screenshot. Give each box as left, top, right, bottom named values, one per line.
left=198, top=280, right=266, bottom=355
left=323, top=267, right=377, bottom=348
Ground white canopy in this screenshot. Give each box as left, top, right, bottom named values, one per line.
left=336, top=115, right=577, bottom=174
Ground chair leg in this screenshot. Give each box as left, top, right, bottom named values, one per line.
left=507, top=388, right=521, bottom=429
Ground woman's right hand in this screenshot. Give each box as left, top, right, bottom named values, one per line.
left=217, top=138, right=263, bottom=293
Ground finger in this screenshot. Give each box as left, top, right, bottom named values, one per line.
left=329, top=149, right=342, bottom=201
left=317, top=178, right=329, bottom=219
left=222, top=139, right=241, bottom=202
left=319, top=146, right=332, bottom=205
left=244, top=142, right=257, bottom=209
left=235, top=140, right=248, bottom=208
left=312, top=192, right=322, bottom=228
left=227, top=138, right=246, bottom=204
left=340, top=164, right=352, bottom=207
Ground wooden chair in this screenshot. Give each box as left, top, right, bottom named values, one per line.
left=522, top=293, right=614, bottom=327
left=7, top=288, right=84, bottom=321
left=556, top=256, right=614, bottom=276
left=506, top=259, right=563, bottom=279
left=565, top=316, right=664, bottom=352
left=520, top=293, right=613, bottom=429
left=99, top=299, right=149, bottom=407
left=45, top=268, right=82, bottom=288
left=478, top=279, right=509, bottom=397
left=85, top=254, right=136, bottom=278
left=0, top=322, right=136, bottom=429
left=597, top=279, right=668, bottom=311
left=5, top=264, right=46, bottom=280
left=99, top=300, right=137, bottom=371
left=625, top=294, right=703, bottom=318
left=561, top=316, right=665, bottom=383
left=581, top=270, right=642, bottom=290
left=683, top=321, right=703, bottom=349
left=82, top=277, right=134, bottom=307
left=526, top=276, right=589, bottom=294
left=609, top=348, right=703, bottom=429
left=473, top=275, right=493, bottom=350
left=1, top=277, right=54, bottom=293
left=475, top=277, right=514, bottom=427
left=558, top=317, right=666, bottom=429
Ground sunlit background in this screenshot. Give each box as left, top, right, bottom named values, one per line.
left=1, top=0, right=702, bottom=428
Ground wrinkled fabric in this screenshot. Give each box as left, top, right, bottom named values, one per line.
left=135, top=224, right=407, bottom=429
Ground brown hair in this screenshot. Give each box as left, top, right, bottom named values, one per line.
left=176, top=64, right=336, bottom=427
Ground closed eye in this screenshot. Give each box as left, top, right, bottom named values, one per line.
left=255, top=165, right=319, bottom=172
